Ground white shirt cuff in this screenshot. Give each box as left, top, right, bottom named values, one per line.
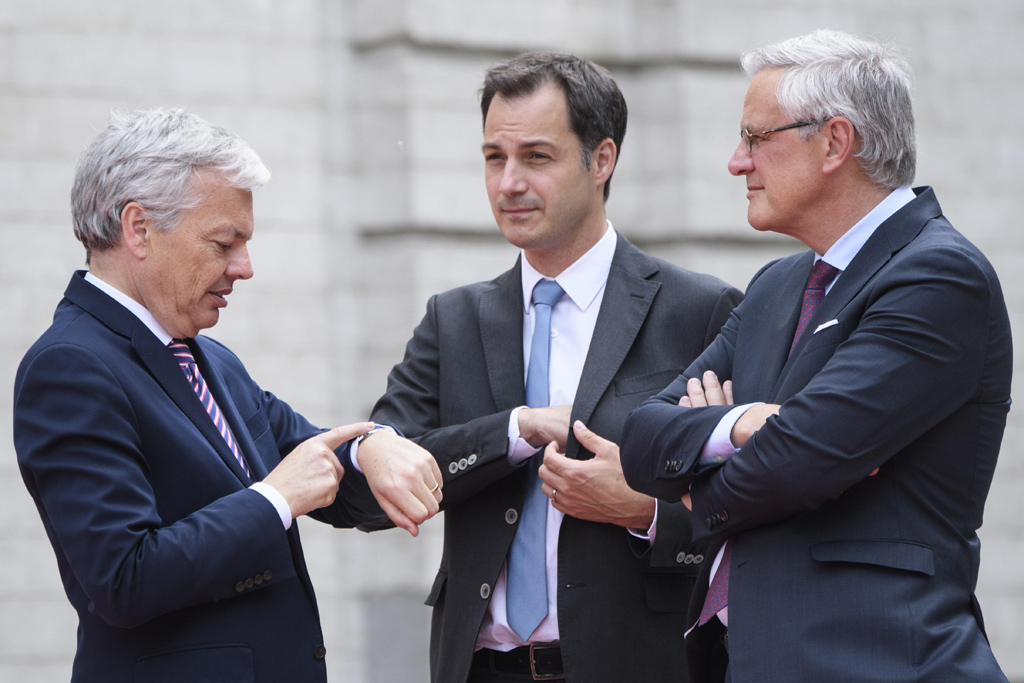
left=698, top=403, right=764, bottom=465
left=508, top=406, right=539, bottom=465
left=250, top=482, right=292, bottom=530
left=627, top=500, right=658, bottom=545
left=349, top=424, right=397, bottom=473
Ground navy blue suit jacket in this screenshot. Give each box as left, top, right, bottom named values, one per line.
left=622, top=188, right=1012, bottom=682
left=14, top=272, right=382, bottom=682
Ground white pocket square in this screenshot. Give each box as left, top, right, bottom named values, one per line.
left=814, top=319, right=839, bottom=334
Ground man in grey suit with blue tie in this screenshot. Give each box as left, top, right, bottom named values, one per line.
left=370, top=52, right=742, bottom=682
left=621, top=30, right=1012, bottom=682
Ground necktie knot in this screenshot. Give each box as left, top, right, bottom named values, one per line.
left=532, top=279, right=565, bottom=308
left=807, top=260, right=841, bottom=291
left=169, top=340, right=195, bottom=367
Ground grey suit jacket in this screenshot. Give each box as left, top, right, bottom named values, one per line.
left=371, top=233, right=742, bottom=683
left=623, top=188, right=1012, bottom=682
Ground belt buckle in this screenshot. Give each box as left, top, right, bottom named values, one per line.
left=529, top=642, right=565, bottom=680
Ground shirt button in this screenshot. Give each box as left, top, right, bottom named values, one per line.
left=551, top=329, right=558, bottom=338
left=505, top=509, right=518, bottom=525
left=480, top=583, right=491, bottom=600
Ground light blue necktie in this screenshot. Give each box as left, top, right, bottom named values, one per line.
left=507, top=278, right=565, bottom=641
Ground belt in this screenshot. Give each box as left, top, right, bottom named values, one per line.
left=472, top=642, right=565, bottom=680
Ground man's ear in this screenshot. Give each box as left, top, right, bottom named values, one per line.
left=822, top=117, right=856, bottom=175
left=120, top=202, right=150, bottom=259
left=592, top=138, right=617, bottom=186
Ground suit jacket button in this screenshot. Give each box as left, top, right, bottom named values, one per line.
left=675, top=551, right=686, bottom=564
left=468, top=453, right=478, bottom=465
left=480, top=583, right=491, bottom=600
left=313, top=645, right=327, bottom=661
left=458, top=458, right=468, bottom=470
left=235, top=581, right=246, bottom=593
left=505, top=509, right=518, bottom=525
left=449, top=462, right=459, bottom=475
left=263, top=570, right=273, bottom=582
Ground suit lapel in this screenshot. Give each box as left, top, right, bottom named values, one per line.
left=133, top=332, right=252, bottom=485
left=568, top=235, right=660, bottom=460
left=774, top=187, right=942, bottom=396
left=749, top=252, right=813, bottom=402
left=190, top=340, right=270, bottom=482
left=480, top=260, right=527, bottom=411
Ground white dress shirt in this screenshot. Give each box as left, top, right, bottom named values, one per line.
left=476, top=223, right=620, bottom=650
left=697, top=186, right=917, bottom=628
left=83, top=272, right=293, bottom=529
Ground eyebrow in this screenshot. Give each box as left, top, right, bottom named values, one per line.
left=482, top=139, right=556, bottom=152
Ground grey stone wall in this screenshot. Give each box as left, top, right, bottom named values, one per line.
left=1, top=1, right=1020, bottom=681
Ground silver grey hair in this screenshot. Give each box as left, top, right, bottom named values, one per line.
left=741, top=29, right=916, bottom=189
left=71, top=107, right=271, bottom=261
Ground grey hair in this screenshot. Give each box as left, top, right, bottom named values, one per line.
left=741, top=29, right=916, bottom=189
left=71, top=107, right=270, bottom=261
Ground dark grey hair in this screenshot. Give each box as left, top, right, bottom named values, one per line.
left=742, top=29, right=916, bottom=189
left=71, top=107, right=270, bottom=262
left=481, top=51, right=627, bottom=201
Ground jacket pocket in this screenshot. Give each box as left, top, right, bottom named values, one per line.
left=243, top=405, right=271, bottom=441
left=136, top=643, right=255, bottom=683
left=615, top=369, right=684, bottom=397
left=425, top=569, right=447, bottom=606
left=811, top=539, right=934, bottom=576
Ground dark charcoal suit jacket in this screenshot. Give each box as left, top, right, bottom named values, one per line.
left=14, top=271, right=382, bottom=683
left=371, top=233, right=742, bottom=683
left=623, top=188, right=1012, bottom=683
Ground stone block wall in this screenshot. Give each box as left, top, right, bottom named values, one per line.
left=1, top=1, right=1020, bottom=681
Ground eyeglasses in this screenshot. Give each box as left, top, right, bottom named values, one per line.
left=740, top=121, right=818, bottom=153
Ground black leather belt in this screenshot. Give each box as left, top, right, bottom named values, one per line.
left=472, top=642, right=565, bottom=680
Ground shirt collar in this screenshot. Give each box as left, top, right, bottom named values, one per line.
left=819, top=186, right=917, bottom=269
left=84, top=271, right=174, bottom=345
left=521, top=221, right=616, bottom=313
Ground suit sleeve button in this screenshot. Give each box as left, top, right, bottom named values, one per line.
left=458, top=458, right=468, bottom=470
left=676, top=551, right=686, bottom=564
left=263, top=570, right=273, bottom=582
left=235, top=581, right=246, bottom=593
left=254, top=573, right=264, bottom=585
left=694, top=554, right=704, bottom=564
left=705, top=518, right=714, bottom=530
left=505, top=509, right=518, bottom=525
left=684, top=554, right=695, bottom=564
left=313, top=645, right=327, bottom=661
left=480, top=583, right=491, bottom=599
left=448, top=462, right=459, bottom=475
left=468, top=454, right=478, bottom=465
left=245, top=577, right=255, bottom=589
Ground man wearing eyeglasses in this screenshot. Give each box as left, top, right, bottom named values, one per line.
left=620, top=30, right=1011, bottom=682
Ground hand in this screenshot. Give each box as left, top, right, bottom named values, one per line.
left=518, top=405, right=572, bottom=449
left=264, top=423, right=370, bottom=519
left=679, top=370, right=733, bottom=407
left=356, top=428, right=444, bottom=537
left=538, top=420, right=656, bottom=529
left=730, top=404, right=780, bottom=447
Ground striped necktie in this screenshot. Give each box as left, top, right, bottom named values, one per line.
left=169, top=341, right=252, bottom=481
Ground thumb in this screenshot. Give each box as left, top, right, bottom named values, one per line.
left=315, top=422, right=376, bottom=452
left=572, top=420, right=610, bottom=457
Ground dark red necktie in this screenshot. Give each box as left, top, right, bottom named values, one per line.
left=790, top=260, right=841, bottom=354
